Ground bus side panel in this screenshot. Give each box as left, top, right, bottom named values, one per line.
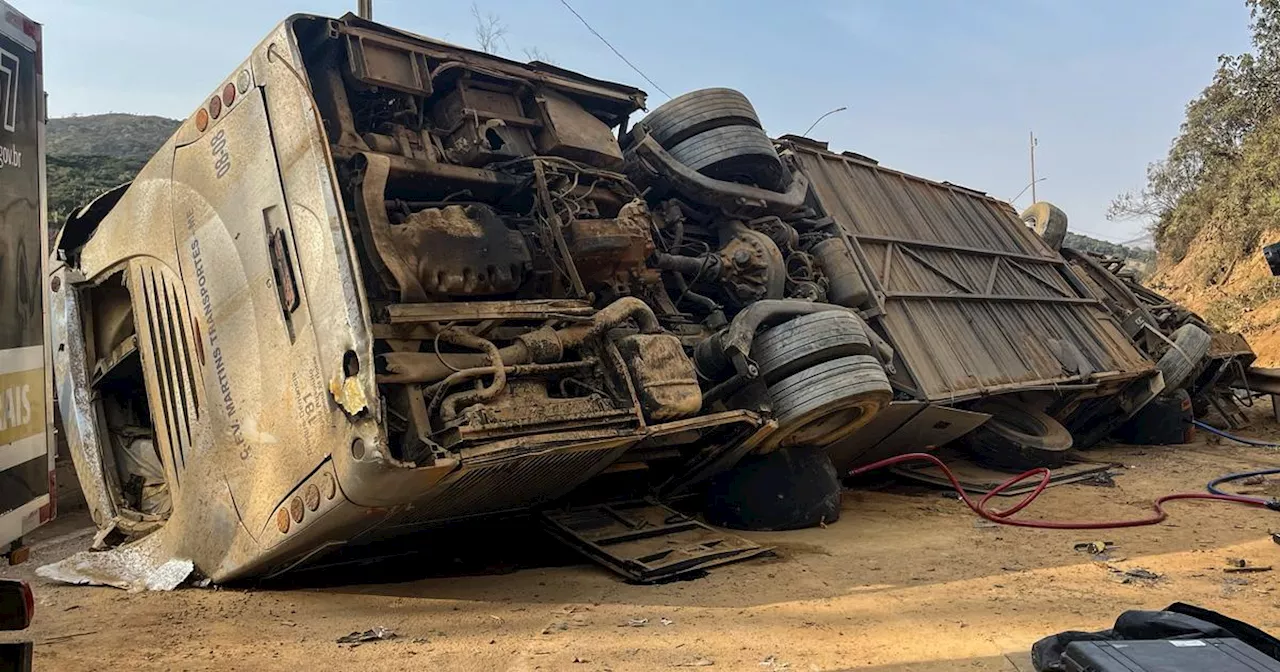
left=0, top=3, right=50, bottom=550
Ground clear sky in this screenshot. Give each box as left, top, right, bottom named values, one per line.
left=33, top=0, right=1252, bottom=243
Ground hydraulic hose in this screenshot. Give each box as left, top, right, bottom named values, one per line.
left=1192, top=420, right=1280, bottom=448
left=1207, top=468, right=1280, bottom=501
left=848, top=452, right=1277, bottom=530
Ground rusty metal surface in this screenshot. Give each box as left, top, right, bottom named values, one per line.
left=789, top=144, right=1154, bottom=403
left=541, top=501, right=768, bottom=583
left=1208, top=331, right=1255, bottom=360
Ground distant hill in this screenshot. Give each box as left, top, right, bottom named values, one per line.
left=1062, top=231, right=1155, bottom=280
left=45, top=113, right=179, bottom=227
left=1063, top=231, right=1154, bottom=263
left=47, top=114, right=179, bottom=161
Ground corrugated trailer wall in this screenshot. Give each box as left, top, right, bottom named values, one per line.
left=787, top=141, right=1153, bottom=403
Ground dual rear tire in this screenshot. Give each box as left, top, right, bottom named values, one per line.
left=638, top=88, right=788, bottom=191
left=707, top=311, right=892, bottom=530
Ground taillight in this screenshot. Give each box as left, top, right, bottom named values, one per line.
left=20, top=582, right=32, bottom=629
left=0, top=579, right=33, bottom=630
left=222, top=82, right=237, bottom=108
left=209, top=95, right=222, bottom=120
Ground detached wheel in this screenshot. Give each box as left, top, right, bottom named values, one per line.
left=1021, top=201, right=1069, bottom=250
left=1157, top=323, right=1211, bottom=391
left=760, top=355, right=892, bottom=453
left=963, top=399, right=1073, bottom=471
left=1115, top=389, right=1194, bottom=445
left=667, top=125, right=787, bottom=191
left=640, top=88, right=762, bottom=149
left=751, top=311, right=872, bottom=384
left=705, top=445, right=841, bottom=531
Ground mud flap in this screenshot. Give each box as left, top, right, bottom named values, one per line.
left=540, top=501, right=768, bottom=583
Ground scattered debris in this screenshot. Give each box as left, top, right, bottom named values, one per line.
left=759, top=655, right=790, bottom=668
left=336, top=627, right=397, bottom=645
left=36, top=532, right=193, bottom=592
left=622, top=618, right=648, bottom=628
left=573, top=656, right=590, bottom=664
left=1073, top=541, right=1116, bottom=555
left=1078, top=472, right=1117, bottom=488
left=542, top=621, right=569, bottom=635
left=37, top=630, right=99, bottom=645
left=1107, top=566, right=1161, bottom=584
left=676, top=658, right=715, bottom=667
left=1224, top=557, right=1272, bottom=574
left=661, top=618, right=675, bottom=626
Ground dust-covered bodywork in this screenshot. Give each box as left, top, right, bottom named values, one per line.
left=51, top=14, right=905, bottom=582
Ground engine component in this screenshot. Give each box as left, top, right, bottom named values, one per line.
left=717, top=226, right=786, bottom=306
left=433, top=81, right=536, bottom=166
left=750, top=216, right=799, bottom=252
left=811, top=237, right=871, bottom=309
left=378, top=297, right=661, bottom=384
left=650, top=225, right=785, bottom=308
left=440, top=377, right=632, bottom=448
left=392, top=204, right=531, bottom=296
left=567, top=199, right=658, bottom=292
left=615, top=333, right=702, bottom=421
left=533, top=89, right=625, bottom=170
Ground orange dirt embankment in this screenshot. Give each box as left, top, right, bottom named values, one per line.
left=1150, top=225, right=1280, bottom=366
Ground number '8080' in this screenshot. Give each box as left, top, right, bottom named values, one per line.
left=211, top=129, right=232, bottom=179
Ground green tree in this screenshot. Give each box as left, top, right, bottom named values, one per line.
left=1110, top=0, right=1280, bottom=262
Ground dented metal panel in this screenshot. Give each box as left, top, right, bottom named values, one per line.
left=790, top=144, right=1154, bottom=402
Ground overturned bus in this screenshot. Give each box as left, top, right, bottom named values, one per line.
left=51, top=14, right=906, bottom=583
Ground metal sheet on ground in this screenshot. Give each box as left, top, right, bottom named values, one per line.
left=541, top=501, right=768, bottom=583
left=890, top=451, right=1116, bottom=496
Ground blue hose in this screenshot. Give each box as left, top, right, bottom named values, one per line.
left=1193, top=420, right=1280, bottom=448
left=1207, top=468, right=1280, bottom=498
left=1193, top=422, right=1280, bottom=503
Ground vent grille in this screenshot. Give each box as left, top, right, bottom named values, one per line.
left=392, top=446, right=626, bottom=527
left=136, top=266, right=203, bottom=485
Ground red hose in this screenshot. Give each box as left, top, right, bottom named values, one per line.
left=849, top=452, right=1271, bottom=530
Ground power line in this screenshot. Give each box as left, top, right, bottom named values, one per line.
left=555, top=0, right=671, bottom=99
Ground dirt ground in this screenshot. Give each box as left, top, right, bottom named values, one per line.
left=6, top=408, right=1280, bottom=671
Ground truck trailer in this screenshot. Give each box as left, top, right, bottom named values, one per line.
left=0, top=0, right=52, bottom=567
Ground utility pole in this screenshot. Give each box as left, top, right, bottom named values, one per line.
left=358, top=0, right=373, bottom=19
left=1029, top=130, right=1039, bottom=204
